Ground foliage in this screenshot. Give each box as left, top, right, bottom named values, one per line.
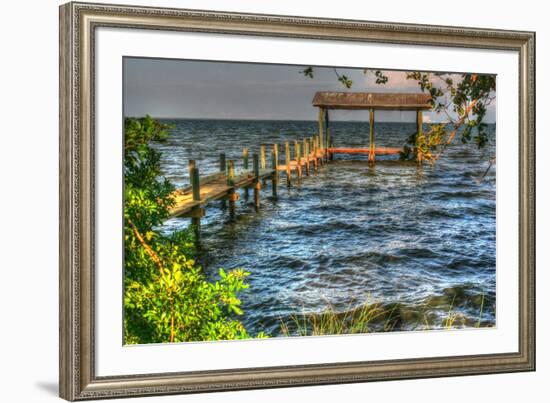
left=301, top=66, right=353, bottom=88
left=403, top=72, right=495, bottom=161
left=124, top=116, right=258, bottom=344
left=374, top=70, right=389, bottom=85
left=300, top=66, right=314, bottom=79
left=336, top=73, right=353, bottom=89
left=400, top=123, right=446, bottom=162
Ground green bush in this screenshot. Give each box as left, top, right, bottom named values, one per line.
left=123, top=116, right=257, bottom=344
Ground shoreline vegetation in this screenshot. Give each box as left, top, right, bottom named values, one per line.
left=279, top=292, right=493, bottom=338
left=124, top=115, right=494, bottom=345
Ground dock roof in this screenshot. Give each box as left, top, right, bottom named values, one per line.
left=312, top=91, right=433, bottom=110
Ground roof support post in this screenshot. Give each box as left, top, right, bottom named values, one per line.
left=368, top=108, right=375, bottom=164
left=325, top=108, right=332, bottom=160
left=318, top=107, right=325, bottom=156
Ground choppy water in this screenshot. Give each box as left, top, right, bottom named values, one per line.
left=158, top=119, right=496, bottom=336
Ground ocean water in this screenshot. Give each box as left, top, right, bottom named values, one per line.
left=157, top=119, right=496, bottom=336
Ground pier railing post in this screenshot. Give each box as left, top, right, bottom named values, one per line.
left=294, top=140, right=302, bottom=178
left=219, top=153, right=227, bottom=209
left=253, top=153, right=261, bottom=209
left=242, top=148, right=249, bottom=201
left=285, top=141, right=291, bottom=187
left=271, top=143, right=278, bottom=197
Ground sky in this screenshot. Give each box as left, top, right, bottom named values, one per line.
left=123, top=58, right=496, bottom=123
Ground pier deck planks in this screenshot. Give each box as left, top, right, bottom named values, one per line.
left=169, top=168, right=275, bottom=217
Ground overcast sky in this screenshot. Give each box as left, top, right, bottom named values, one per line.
left=123, top=58, right=496, bottom=123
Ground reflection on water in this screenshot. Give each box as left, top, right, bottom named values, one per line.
left=158, top=119, right=496, bottom=336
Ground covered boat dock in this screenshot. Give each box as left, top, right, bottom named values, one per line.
left=312, top=91, right=432, bottom=163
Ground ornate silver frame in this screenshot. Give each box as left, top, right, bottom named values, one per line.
left=59, top=2, right=535, bottom=400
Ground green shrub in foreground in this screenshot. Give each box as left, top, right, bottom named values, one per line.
left=123, top=116, right=259, bottom=344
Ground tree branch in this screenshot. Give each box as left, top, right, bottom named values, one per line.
left=432, top=98, right=479, bottom=161
left=127, top=217, right=165, bottom=275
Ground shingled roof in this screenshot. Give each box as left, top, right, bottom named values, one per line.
left=312, top=91, right=433, bottom=110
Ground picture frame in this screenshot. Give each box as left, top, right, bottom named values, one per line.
left=59, top=1, right=535, bottom=400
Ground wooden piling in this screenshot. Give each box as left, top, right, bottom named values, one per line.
left=285, top=141, right=291, bottom=187
left=260, top=144, right=267, bottom=185
left=317, top=135, right=324, bottom=166
left=303, top=138, right=310, bottom=176
left=219, top=153, right=226, bottom=173
left=188, top=159, right=196, bottom=180
left=260, top=144, right=266, bottom=169
left=273, top=142, right=279, bottom=164
left=253, top=153, right=261, bottom=209
left=227, top=160, right=237, bottom=219
left=227, top=160, right=235, bottom=184
left=325, top=109, right=332, bottom=160
left=271, top=144, right=278, bottom=197
left=312, top=136, right=318, bottom=171
left=189, top=160, right=201, bottom=242
left=191, top=166, right=200, bottom=202
left=242, top=148, right=249, bottom=200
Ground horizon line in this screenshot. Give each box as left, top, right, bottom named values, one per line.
left=124, top=116, right=497, bottom=124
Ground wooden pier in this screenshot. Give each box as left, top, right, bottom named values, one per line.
left=168, top=91, right=434, bottom=232
left=169, top=166, right=275, bottom=218
left=168, top=136, right=328, bottom=220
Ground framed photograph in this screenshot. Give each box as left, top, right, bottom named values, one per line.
left=59, top=2, right=535, bottom=400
